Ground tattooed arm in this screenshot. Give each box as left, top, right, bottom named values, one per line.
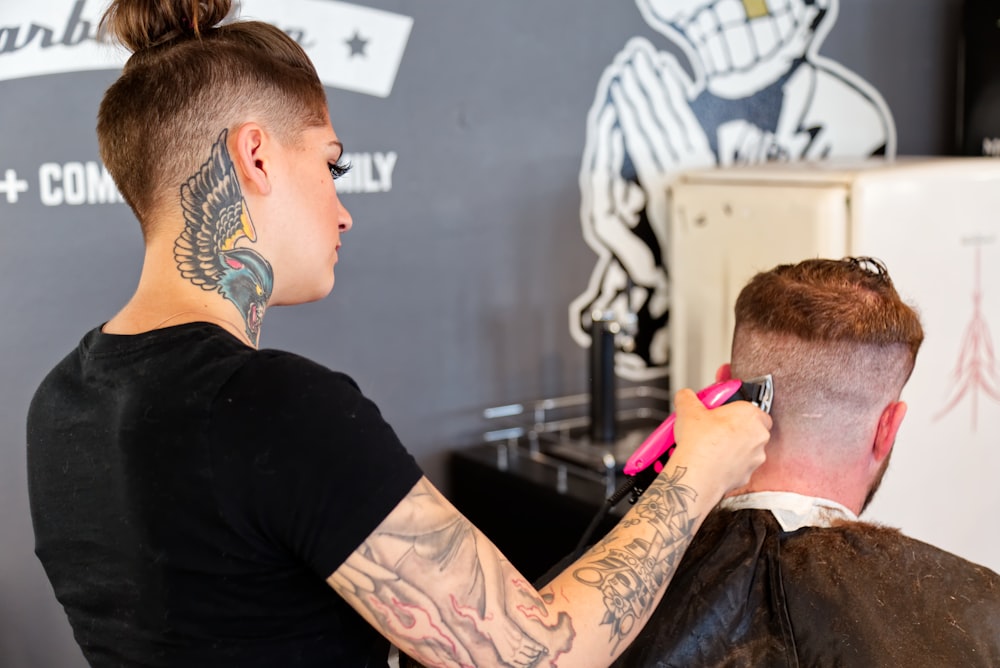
left=328, top=389, right=770, bottom=668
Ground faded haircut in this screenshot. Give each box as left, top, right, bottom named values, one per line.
left=97, top=0, right=328, bottom=233
left=730, top=257, right=924, bottom=442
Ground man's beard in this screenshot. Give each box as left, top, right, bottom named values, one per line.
left=861, top=450, right=893, bottom=513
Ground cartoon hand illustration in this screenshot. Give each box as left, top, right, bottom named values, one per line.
left=609, top=43, right=715, bottom=260
left=611, top=43, right=715, bottom=183
left=579, top=100, right=668, bottom=370
left=585, top=98, right=663, bottom=294
left=577, top=39, right=717, bottom=373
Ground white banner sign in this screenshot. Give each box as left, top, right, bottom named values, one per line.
left=0, top=0, right=412, bottom=98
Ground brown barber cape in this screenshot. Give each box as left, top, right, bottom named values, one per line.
left=611, top=508, right=1000, bottom=667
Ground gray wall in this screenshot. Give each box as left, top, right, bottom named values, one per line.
left=0, top=1, right=965, bottom=665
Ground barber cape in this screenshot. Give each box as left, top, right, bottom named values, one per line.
left=611, top=492, right=1000, bottom=667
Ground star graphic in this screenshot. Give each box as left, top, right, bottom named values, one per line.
left=346, top=30, right=369, bottom=57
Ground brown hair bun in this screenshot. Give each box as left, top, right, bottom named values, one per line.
left=100, top=0, right=234, bottom=51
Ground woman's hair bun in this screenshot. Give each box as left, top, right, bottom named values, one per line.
left=100, top=0, right=234, bottom=52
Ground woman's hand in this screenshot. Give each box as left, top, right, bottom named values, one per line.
left=670, top=387, right=771, bottom=496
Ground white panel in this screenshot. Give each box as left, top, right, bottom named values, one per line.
left=239, top=0, right=413, bottom=98
left=670, top=157, right=1000, bottom=574
left=848, top=159, right=1000, bottom=573
left=669, top=182, right=849, bottom=392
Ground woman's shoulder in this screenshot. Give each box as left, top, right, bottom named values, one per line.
left=214, top=346, right=380, bottom=427
left=248, top=347, right=361, bottom=392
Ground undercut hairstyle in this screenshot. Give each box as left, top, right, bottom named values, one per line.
left=97, top=0, right=328, bottom=231
left=730, top=257, right=924, bottom=445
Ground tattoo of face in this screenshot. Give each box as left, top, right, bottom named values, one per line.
left=174, top=128, right=273, bottom=345
left=571, top=466, right=698, bottom=652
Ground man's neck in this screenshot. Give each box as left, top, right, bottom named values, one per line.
left=726, top=446, right=871, bottom=516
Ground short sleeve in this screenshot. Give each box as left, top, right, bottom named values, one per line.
left=208, top=350, right=423, bottom=578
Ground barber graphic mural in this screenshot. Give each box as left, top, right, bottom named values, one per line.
left=570, top=0, right=895, bottom=380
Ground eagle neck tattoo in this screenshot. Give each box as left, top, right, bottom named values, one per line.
left=173, top=129, right=274, bottom=346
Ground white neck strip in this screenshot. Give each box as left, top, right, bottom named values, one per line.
left=720, top=491, right=858, bottom=531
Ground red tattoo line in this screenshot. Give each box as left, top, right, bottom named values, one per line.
left=450, top=594, right=494, bottom=641
left=511, top=577, right=551, bottom=606
left=367, top=594, right=470, bottom=668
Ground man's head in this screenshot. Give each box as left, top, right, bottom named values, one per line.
left=727, top=257, right=924, bottom=512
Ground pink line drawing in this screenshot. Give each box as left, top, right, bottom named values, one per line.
left=933, top=241, right=1000, bottom=431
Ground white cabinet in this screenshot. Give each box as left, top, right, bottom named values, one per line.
left=669, top=157, right=1000, bottom=572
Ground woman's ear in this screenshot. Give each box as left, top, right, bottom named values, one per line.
left=230, top=123, right=272, bottom=196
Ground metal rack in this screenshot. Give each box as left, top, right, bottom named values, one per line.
left=480, top=385, right=671, bottom=498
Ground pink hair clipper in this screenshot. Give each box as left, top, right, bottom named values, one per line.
left=573, top=375, right=774, bottom=551
left=620, top=375, right=773, bottom=501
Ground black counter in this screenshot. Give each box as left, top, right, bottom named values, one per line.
left=448, top=443, right=625, bottom=583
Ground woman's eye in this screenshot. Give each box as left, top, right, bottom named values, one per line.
left=329, top=160, right=352, bottom=181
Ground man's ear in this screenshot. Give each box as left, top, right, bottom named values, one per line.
left=715, top=363, right=732, bottom=382
left=230, top=123, right=271, bottom=196
left=873, top=401, right=907, bottom=464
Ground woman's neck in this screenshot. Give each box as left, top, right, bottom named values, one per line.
left=103, top=253, right=267, bottom=348
left=104, top=234, right=273, bottom=348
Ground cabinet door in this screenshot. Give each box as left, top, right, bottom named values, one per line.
left=668, top=182, right=849, bottom=391
left=851, top=165, right=1000, bottom=574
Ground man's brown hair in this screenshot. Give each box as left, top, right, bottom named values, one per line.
left=97, top=0, right=328, bottom=231
left=730, top=257, right=924, bottom=445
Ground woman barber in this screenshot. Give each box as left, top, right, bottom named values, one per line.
left=26, top=1, right=771, bottom=666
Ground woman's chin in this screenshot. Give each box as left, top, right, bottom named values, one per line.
left=270, top=272, right=336, bottom=306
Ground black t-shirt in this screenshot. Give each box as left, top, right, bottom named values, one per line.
left=26, top=323, right=423, bottom=667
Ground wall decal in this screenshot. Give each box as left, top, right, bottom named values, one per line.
left=0, top=0, right=412, bottom=98
left=934, top=238, right=1000, bottom=430
left=570, top=0, right=895, bottom=380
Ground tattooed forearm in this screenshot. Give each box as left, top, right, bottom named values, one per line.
left=571, top=466, right=698, bottom=652
left=330, top=472, right=704, bottom=666
left=328, top=479, right=574, bottom=667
